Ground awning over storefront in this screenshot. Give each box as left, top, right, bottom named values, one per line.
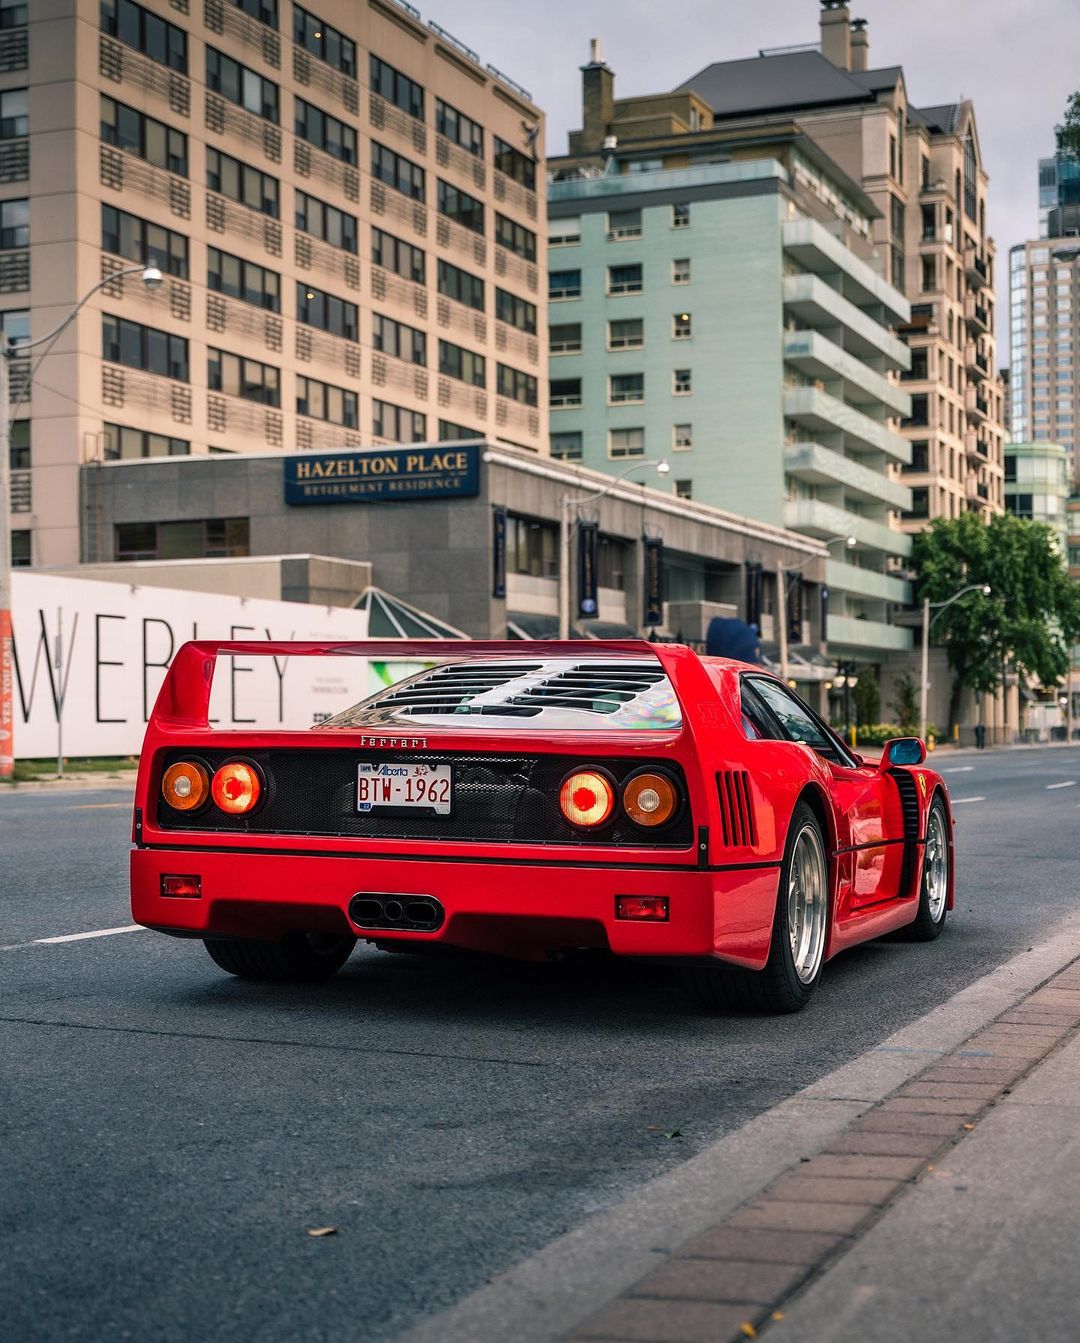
left=353, top=587, right=467, bottom=639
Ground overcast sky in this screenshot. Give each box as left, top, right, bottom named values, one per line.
left=426, top=0, right=1080, bottom=356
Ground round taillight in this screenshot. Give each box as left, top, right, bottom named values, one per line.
left=559, top=770, right=616, bottom=829
left=211, top=761, right=262, bottom=815
left=162, top=761, right=209, bottom=812
left=622, top=772, right=678, bottom=828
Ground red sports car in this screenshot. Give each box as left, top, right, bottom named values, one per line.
left=131, top=639, right=954, bottom=1013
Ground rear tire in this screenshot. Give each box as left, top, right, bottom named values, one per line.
left=203, top=932, right=356, bottom=981
left=680, top=802, right=829, bottom=1014
left=905, top=796, right=951, bottom=942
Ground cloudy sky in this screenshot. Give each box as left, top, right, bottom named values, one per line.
left=426, top=0, right=1080, bottom=351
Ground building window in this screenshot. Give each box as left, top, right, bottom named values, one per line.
left=889, top=133, right=897, bottom=181
left=606, top=208, right=642, bottom=241
left=103, top=314, right=188, bottom=380
left=296, top=283, right=358, bottom=340
left=921, top=204, right=936, bottom=240
left=208, top=348, right=280, bottom=406
left=495, top=288, right=536, bottom=334
left=921, top=257, right=936, bottom=292
left=438, top=419, right=483, bottom=441
left=551, top=431, right=582, bottom=460
left=549, top=217, right=580, bottom=248
left=672, top=257, right=690, bottom=284
left=101, top=94, right=187, bottom=175
left=438, top=340, right=486, bottom=387
left=608, top=317, right=644, bottom=350
left=673, top=368, right=692, bottom=395
left=507, top=515, right=557, bottom=578
left=0, top=89, right=27, bottom=139
left=11, top=529, right=30, bottom=566
left=672, top=203, right=690, bottom=229
left=597, top=536, right=626, bottom=590
left=890, top=195, right=905, bottom=293
left=206, top=148, right=279, bottom=218
left=293, top=5, right=356, bottom=76
left=100, top=0, right=187, bottom=73
left=675, top=479, right=692, bottom=500
left=230, top=0, right=276, bottom=26
left=208, top=248, right=279, bottom=311
left=371, top=227, right=425, bottom=285
left=9, top=418, right=28, bottom=468
left=1004, top=456, right=1017, bottom=481
left=373, top=313, right=426, bottom=366
left=549, top=323, right=581, bottom=355
left=370, top=54, right=424, bottom=120
left=371, top=142, right=425, bottom=202
left=294, top=97, right=356, bottom=165
left=549, top=269, right=581, bottom=301
left=674, top=423, right=692, bottom=450
left=103, top=423, right=190, bottom=459
left=296, top=375, right=358, bottom=428
left=494, top=136, right=536, bottom=191
left=495, top=213, right=537, bottom=262
left=205, top=48, right=279, bottom=122
left=0, top=309, right=28, bottom=346
left=610, top=373, right=644, bottom=404
left=673, top=311, right=692, bottom=339
left=437, top=259, right=484, bottom=312
left=0, top=196, right=26, bottom=250
left=116, top=518, right=249, bottom=561
left=295, top=190, right=357, bottom=252
left=436, top=99, right=483, bottom=157
left=437, top=180, right=484, bottom=235
left=0, top=2, right=28, bottom=28
left=903, top=487, right=929, bottom=520
left=608, top=264, right=643, bottom=295
left=373, top=399, right=426, bottom=443
left=609, top=427, right=645, bottom=458
left=905, top=394, right=929, bottom=427
left=550, top=378, right=582, bottom=409
left=496, top=363, right=538, bottom=406
left=102, top=204, right=187, bottom=278
left=905, top=440, right=929, bottom=473
left=964, top=135, right=978, bottom=222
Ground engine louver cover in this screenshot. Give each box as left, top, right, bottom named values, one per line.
left=372, top=663, right=542, bottom=716
left=716, top=769, right=757, bottom=847
left=504, top=663, right=667, bottom=716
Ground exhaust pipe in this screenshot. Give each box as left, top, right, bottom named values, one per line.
left=349, top=893, right=444, bottom=933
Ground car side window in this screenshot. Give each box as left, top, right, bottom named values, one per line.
left=741, top=685, right=780, bottom=741
left=748, top=678, right=855, bottom=766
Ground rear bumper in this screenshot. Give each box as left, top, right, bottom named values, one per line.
left=131, top=847, right=780, bottom=968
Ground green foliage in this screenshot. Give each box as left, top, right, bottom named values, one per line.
left=855, top=722, right=938, bottom=747
left=852, top=669, right=880, bottom=726
left=911, top=512, right=1080, bottom=730
left=891, top=671, right=920, bottom=734
left=1057, top=91, right=1080, bottom=157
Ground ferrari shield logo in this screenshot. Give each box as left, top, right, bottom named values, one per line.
left=917, top=774, right=928, bottom=798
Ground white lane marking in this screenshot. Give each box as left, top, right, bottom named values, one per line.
left=943, top=766, right=975, bottom=774
left=1047, top=781, right=1077, bottom=790
left=2, top=925, right=146, bottom=952
left=950, top=796, right=986, bottom=805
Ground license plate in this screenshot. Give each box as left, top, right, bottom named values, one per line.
left=356, top=762, right=453, bottom=815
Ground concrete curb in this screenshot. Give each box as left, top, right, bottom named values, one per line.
left=0, top=773, right=137, bottom=792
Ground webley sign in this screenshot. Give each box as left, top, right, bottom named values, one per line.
left=284, top=444, right=480, bottom=505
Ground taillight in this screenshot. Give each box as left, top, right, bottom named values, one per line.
left=622, top=772, right=679, bottom=828
left=162, top=760, right=209, bottom=812
left=211, top=761, right=262, bottom=815
left=559, top=769, right=616, bottom=828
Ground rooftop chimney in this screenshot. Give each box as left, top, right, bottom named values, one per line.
left=819, top=0, right=852, bottom=70
left=849, top=18, right=869, bottom=72
left=580, top=38, right=614, bottom=155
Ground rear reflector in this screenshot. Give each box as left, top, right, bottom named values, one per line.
left=615, top=895, right=669, bottom=922
left=161, top=874, right=201, bottom=898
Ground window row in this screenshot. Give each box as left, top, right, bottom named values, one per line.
left=550, top=260, right=691, bottom=300
left=551, top=371, right=693, bottom=407
left=551, top=425, right=695, bottom=461
left=549, top=204, right=690, bottom=248
left=549, top=315, right=692, bottom=353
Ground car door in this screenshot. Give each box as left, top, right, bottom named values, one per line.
left=745, top=678, right=906, bottom=910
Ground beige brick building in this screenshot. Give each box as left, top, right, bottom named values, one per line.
left=7, top=0, right=546, bottom=567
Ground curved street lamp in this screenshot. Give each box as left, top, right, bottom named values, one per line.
left=0, top=263, right=163, bottom=778
left=919, top=582, right=992, bottom=742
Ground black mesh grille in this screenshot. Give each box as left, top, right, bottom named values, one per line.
left=157, top=748, right=693, bottom=848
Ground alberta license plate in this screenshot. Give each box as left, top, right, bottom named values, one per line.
left=356, top=762, right=453, bottom=815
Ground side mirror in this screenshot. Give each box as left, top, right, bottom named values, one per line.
left=881, top=737, right=926, bottom=767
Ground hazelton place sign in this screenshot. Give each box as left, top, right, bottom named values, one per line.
left=283, top=444, right=480, bottom=505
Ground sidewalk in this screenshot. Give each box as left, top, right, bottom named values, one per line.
left=1, top=770, right=137, bottom=791
left=567, top=959, right=1080, bottom=1343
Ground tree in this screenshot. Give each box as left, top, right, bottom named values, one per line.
left=891, top=672, right=919, bottom=735
left=852, top=669, right=880, bottom=727
left=911, top=513, right=1080, bottom=733
left=1057, top=91, right=1080, bottom=157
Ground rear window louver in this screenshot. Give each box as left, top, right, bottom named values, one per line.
left=374, top=663, right=543, bottom=716
left=716, top=770, right=757, bottom=846
left=504, top=663, right=667, bottom=715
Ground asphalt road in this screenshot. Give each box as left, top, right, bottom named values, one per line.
left=2, top=746, right=1079, bottom=1342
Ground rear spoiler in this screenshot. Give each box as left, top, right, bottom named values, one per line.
left=150, top=637, right=708, bottom=731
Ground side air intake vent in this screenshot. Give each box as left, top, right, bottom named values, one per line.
left=374, top=662, right=542, bottom=715
left=505, top=663, right=667, bottom=715
left=716, top=770, right=757, bottom=846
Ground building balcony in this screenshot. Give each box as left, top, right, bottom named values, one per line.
left=784, top=441, right=912, bottom=511
left=825, top=613, right=913, bottom=654
left=783, top=386, right=911, bottom=463
left=964, top=246, right=989, bottom=289
left=965, top=386, right=990, bottom=423
left=782, top=329, right=910, bottom=416
left=781, top=218, right=910, bottom=324
left=898, top=303, right=936, bottom=335
left=825, top=559, right=911, bottom=606
left=965, top=296, right=990, bottom=334
left=963, top=431, right=983, bottom=465
left=964, top=344, right=989, bottom=380
left=782, top=274, right=910, bottom=370
left=783, top=498, right=911, bottom=560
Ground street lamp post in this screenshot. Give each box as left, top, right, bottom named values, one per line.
left=919, top=582, right=992, bottom=743
left=557, top=459, right=670, bottom=640
left=777, top=534, right=856, bottom=685
left=0, top=263, right=163, bottom=778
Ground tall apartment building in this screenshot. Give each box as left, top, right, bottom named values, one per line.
left=549, top=74, right=913, bottom=671
left=1009, top=239, right=1080, bottom=468
left=675, top=0, right=1006, bottom=532
left=7, top=0, right=545, bottom=569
